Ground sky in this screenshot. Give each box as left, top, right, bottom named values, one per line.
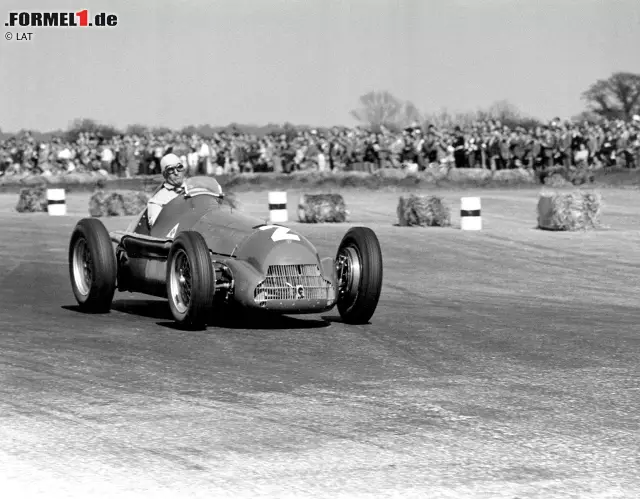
left=0, top=0, right=639, bottom=133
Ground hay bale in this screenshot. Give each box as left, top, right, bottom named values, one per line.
left=20, top=175, right=47, bottom=186
left=397, top=194, right=451, bottom=227
left=537, top=190, right=602, bottom=231
left=421, top=165, right=450, bottom=182
left=297, top=193, right=348, bottom=223
left=544, top=173, right=570, bottom=187
left=373, top=168, right=407, bottom=180
left=105, top=192, right=127, bottom=216
left=15, top=187, right=48, bottom=213
left=89, top=189, right=150, bottom=217
left=447, top=168, right=492, bottom=184
left=567, top=167, right=595, bottom=186
left=541, top=166, right=594, bottom=187
left=331, top=171, right=376, bottom=189
left=0, top=172, right=29, bottom=185
left=491, top=168, right=537, bottom=185
left=88, top=189, right=107, bottom=217
left=61, top=172, right=90, bottom=185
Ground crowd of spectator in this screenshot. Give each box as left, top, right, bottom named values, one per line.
left=1, top=116, right=639, bottom=179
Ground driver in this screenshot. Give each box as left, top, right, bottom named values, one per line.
left=147, top=153, right=187, bottom=228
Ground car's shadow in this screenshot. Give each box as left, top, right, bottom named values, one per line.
left=108, top=298, right=331, bottom=331
left=110, top=298, right=173, bottom=320
left=62, top=302, right=365, bottom=329
left=61, top=300, right=173, bottom=319
left=320, top=315, right=372, bottom=326
left=61, top=305, right=113, bottom=315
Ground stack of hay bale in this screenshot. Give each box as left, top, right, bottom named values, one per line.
left=537, top=190, right=602, bottom=231
left=541, top=165, right=595, bottom=187
left=447, top=168, right=492, bottom=185
left=543, top=173, right=571, bottom=187
left=491, top=167, right=537, bottom=185
left=15, top=186, right=48, bottom=213
left=297, top=193, right=348, bottom=223
left=89, top=180, right=150, bottom=217
left=397, top=194, right=451, bottom=227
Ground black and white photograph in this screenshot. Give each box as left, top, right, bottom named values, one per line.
left=1, top=0, right=640, bottom=497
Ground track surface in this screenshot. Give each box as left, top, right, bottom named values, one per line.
left=1, top=189, right=640, bottom=498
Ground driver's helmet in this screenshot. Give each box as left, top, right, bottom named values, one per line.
left=160, top=153, right=183, bottom=173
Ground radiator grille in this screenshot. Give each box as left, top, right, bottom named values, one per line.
left=254, top=264, right=331, bottom=302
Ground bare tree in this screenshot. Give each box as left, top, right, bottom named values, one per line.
left=424, top=109, right=482, bottom=129
left=66, top=118, right=121, bottom=142
left=125, top=124, right=149, bottom=136
left=582, top=72, right=640, bottom=120
left=423, top=100, right=540, bottom=130
left=400, top=101, right=424, bottom=128
left=350, top=91, right=404, bottom=130
left=571, top=110, right=605, bottom=124
left=486, top=100, right=523, bottom=123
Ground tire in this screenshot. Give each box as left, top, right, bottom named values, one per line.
left=166, top=231, right=215, bottom=330
left=335, top=226, right=383, bottom=324
left=68, top=218, right=118, bottom=313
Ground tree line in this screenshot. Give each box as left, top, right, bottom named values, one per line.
left=2, top=71, right=638, bottom=141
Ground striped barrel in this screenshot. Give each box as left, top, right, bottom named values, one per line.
left=460, top=197, right=481, bottom=230
left=47, top=188, right=67, bottom=216
left=268, top=192, right=288, bottom=223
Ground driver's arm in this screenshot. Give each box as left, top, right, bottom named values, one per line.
left=147, top=187, right=182, bottom=228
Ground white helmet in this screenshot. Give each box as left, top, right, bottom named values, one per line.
left=160, top=153, right=182, bottom=172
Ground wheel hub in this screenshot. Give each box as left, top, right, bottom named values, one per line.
left=170, top=250, right=192, bottom=314
left=336, top=246, right=361, bottom=300
left=72, top=237, right=93, bottom=297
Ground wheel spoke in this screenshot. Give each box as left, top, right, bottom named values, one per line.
left=170, top=249, right=192, bottom=315
left=73, top=238, right=92, bottom=297
left=337, top=246, right=361, bottom=305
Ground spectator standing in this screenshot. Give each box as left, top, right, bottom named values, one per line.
left=198, top=138, right=213, bottom=175
left=452, top=126, right=467, bottom=168
left=422, top=125, right=440, bottom=167
left=100, top=141, right=114, bottom=173
left=123, top=137, right=138, bottom=177
left=58, top=140, right=74, bottom=172
left=152, top=143, right=164, bottom=173
left=632, top=115, right=640, bottom=168
left=187, top=145, right=199, bottom=176
left=362, top=134, right=378, bottom=173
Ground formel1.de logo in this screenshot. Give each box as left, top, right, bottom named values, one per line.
left=5, top=10, right=118, bottom=28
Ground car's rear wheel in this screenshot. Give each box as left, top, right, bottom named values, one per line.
left=335, top=227, right=383, bottom=324
left=68, top=218, right=117, bottom=312
left=166, top=231, right=215, bottom=330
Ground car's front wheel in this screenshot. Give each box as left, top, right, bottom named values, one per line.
left=335, top=226, right=383, bottom=324
left=166, top=231, right=215, bottom=330
left=68, top=218, right=117, bottom=312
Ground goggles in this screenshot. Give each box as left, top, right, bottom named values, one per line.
left=165, top=164, right=185, bottom=174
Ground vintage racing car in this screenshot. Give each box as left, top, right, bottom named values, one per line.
left=68, top=176, right=383, bottom=329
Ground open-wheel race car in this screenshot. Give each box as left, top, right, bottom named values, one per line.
left=68, top=176, right=383, bottom=329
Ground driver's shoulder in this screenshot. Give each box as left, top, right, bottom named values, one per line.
left=149, top=184, right=179, bottom=204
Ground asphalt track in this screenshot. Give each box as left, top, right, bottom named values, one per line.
left=1, top=188, right=639, bottom=498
